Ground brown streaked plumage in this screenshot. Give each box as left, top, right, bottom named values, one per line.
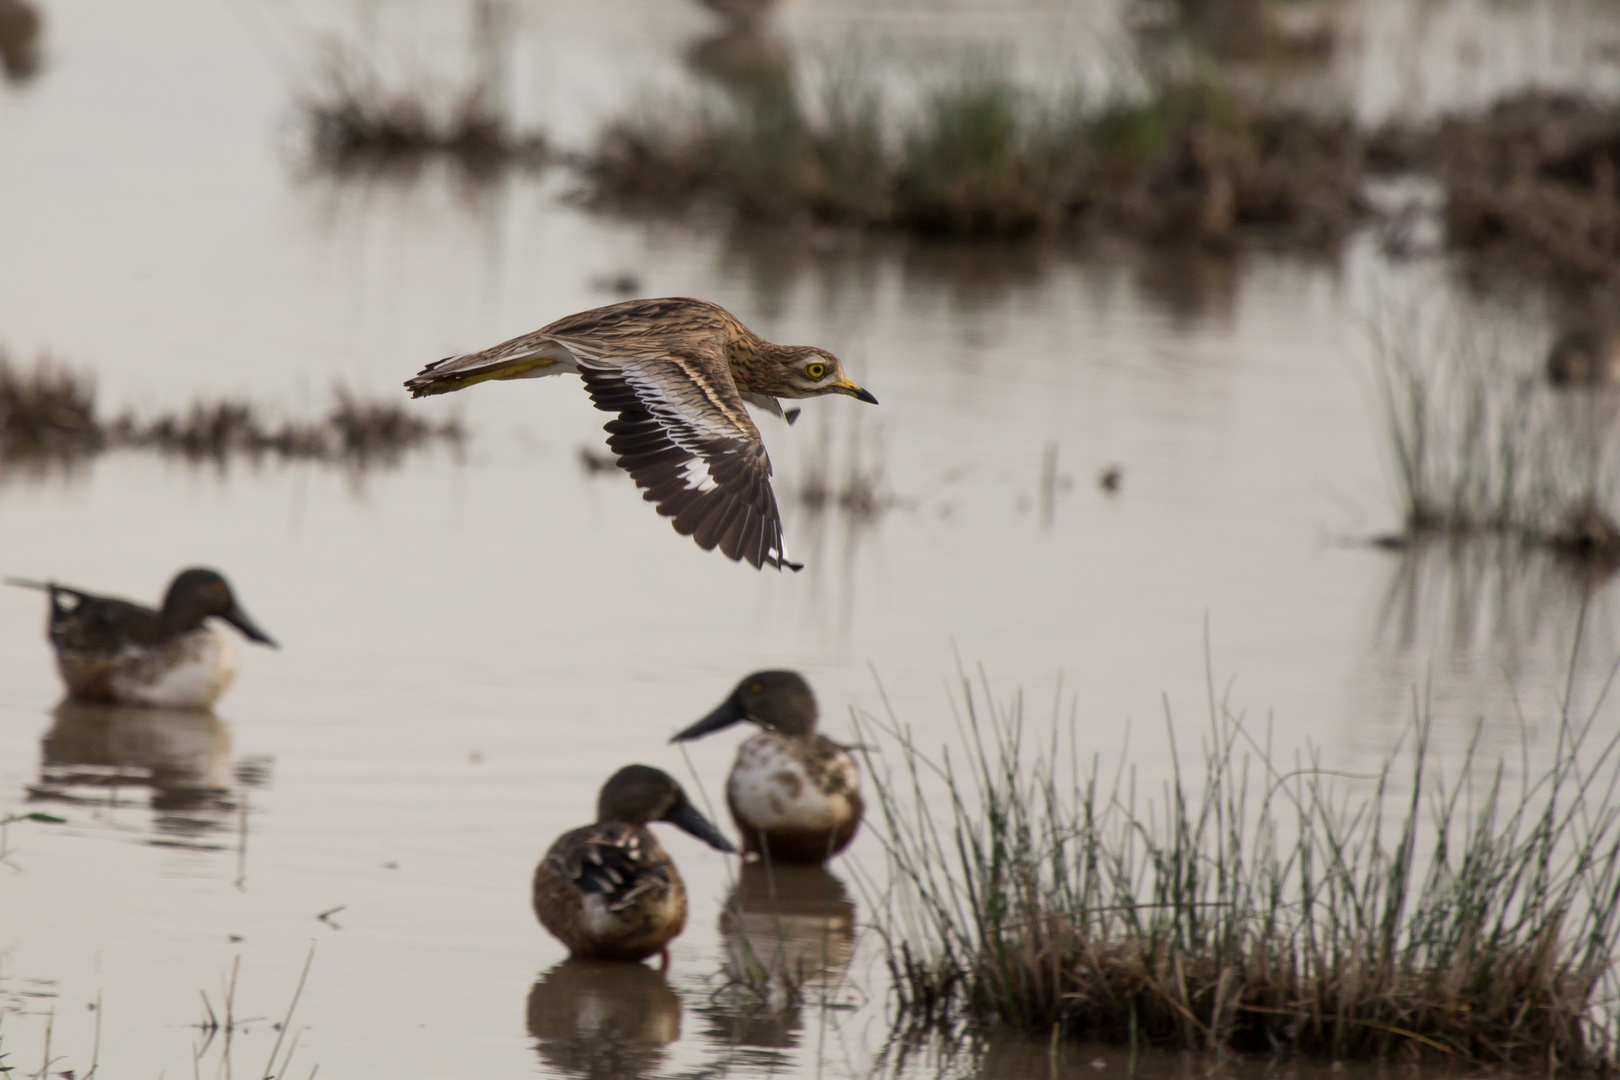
left=671, top=671, right=862, bottom=865
left=533, top=764, right=736, bottom=965
left=404, top=297, right=878, bottom=570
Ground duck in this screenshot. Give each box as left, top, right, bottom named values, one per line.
left=671, top=671, right=862, bottom=864
left=533, top=764, right=736, bottom=965
left=7, top=567, right=276, bottom=710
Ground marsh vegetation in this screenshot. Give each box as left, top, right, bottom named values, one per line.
left=1370, top=313, right=1620, bottom=567
left=0, top=350, right=463, bottom=471
left=861, top=669, right=1620, bottom=1067
left=296, top=43, right=546, bottom=178
left=591, top=75, right=1365, bottom=244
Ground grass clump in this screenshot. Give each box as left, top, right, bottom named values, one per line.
left=298, top=44, right=545, bottom=178
left=590, top=73, right=1364, bottom=244
left=0, top=352, right=102, bottom=464
left=0, top=350, right=462, bottom=472
left=112, top=389, right=464, bottom=467
left=860, top=671, right=1620, bottom=1067
left=1371, top=309, right=1620, bottom=567
left=1406, top=93, right=1620, bottom=284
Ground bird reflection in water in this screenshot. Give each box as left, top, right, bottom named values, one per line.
left=526, top=959, right=682, bottom=1080
left=703, top=862, right=856, bottom=1049
left=30, top=700, right=263, bottom=847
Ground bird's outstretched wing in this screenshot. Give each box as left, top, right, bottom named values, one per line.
left=577, top=348, right=799, bottom=571
left=403, top=297, right=736, bottom=399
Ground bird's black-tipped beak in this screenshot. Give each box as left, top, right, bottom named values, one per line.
left=834, top=379, right=878, bottom=405
left=666, top=800, right=737, bottom=853
left=223, top=603, right=277, bottom=648
left=670, top=696, right=747, bottom=742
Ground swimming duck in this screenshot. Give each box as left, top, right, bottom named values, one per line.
left=672, top=671, right=862, bottom=864
left=8, top=567, right=276, bottom=710
left=533, top=764, right=736, bottom=965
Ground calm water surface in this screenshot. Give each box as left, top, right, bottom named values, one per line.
left=3, top=0, right=1620, bottom=1075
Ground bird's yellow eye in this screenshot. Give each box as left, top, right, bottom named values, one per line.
left=749, top=683, right=763, bottom=694
left=805, top=363, right=827, bottom=380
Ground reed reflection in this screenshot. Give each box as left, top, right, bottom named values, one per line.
left=525, top=959, right=682, bottom=1080
left=0, top=0, right=42, bottom=84
left=30, top=700, right=244, bottom=844
left=685, top=25, right=792, bottom=109
left=702, top=862, right=856, bottom=1048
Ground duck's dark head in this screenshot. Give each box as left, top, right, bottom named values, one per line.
left=161, top=568, right=277, bottom=647
left=672, top=670, right=818, bottom=742
left=596, top=764, right=735, bottom=853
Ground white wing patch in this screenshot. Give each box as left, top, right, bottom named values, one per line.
left=681, top=457, right=719, bottom=493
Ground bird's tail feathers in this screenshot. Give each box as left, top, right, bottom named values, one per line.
left=403, top=338, right=577, bottom=398
left=5, top=577, right=91, bottom=613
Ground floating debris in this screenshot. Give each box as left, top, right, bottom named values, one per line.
left=576, top=445, right=619, bottom=475
left=1547, top=324, right=1620, bottom=387
left=1549, top=499, right=1620, bottom=570
left=588, top=272, right=644, bottom=297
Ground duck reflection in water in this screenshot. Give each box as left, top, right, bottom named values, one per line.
left=32, top=700, right=249, bottom=843
left=704, top=862, right=856, bottom=1048
left=526, top=959, right=682, bottom=1080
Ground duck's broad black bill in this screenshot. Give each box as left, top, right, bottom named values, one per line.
left=670, top=697, right=746, bottom=743
left=224, top=603, right=277, bottom=648
left=664, top=800, right=736, bottom=853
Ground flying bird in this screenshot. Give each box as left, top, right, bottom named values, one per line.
left=404, top=297, right=877, bottom=570
left=7, top=568, right=276, bottom=710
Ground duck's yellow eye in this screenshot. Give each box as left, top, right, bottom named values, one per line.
left=805, top=363, right=827, bottom=380
left=749, top=683, right=763, bottom=694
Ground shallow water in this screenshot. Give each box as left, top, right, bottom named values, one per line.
left=3, top=0, right=1620, bottom=1075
